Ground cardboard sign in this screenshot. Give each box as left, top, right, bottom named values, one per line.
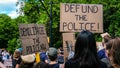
left=19, top=24, right=49, bottom=55
left=62, top=33, right=75, bottom=61
left=60, top=3, right=103, bottom=33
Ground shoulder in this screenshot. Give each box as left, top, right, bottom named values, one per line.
left=40, top=52, right=46, bottom=55
left=65, top=59, right=78, bottom=68
left=65, top=59, right=81, bottom=68
left=49, top=63, right=59, bottom=68
left=65, top=59, right=77, bottom=64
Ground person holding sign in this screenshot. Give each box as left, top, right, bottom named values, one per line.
left=65, top=30, right=107, bottom=68
left=12, top=49, right=22, bottom=68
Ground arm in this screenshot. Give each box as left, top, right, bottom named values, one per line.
left=15, top=64, right=20, bottom=68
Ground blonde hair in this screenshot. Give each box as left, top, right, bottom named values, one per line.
left=13, top=49, right=21, bottom=58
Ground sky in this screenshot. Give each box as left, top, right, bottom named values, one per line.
left=0, top=0, right=19, bottom=19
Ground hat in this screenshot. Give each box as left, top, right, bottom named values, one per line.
left=47, top=47, right=57, bottom=57
left=18, top=48, right=23, bottom=53
left=15, top=49, right=22, bottom=54
left=21, top=55, right=35, bottom=63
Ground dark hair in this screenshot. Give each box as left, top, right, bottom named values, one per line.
left=104, top=35, right=111, bottom=43
left=34, top=61, right=49, bottom=68
left=105, top=40, right=113, bottom=57
left=73, top=30, right=100, bottom=67
left=110, top=37, right=120, bottom=66
left=19, top=61, right=34, bottom=68
left=106, top=40, right=112, bottom=50
left=48, top=55, right=57, bottom=61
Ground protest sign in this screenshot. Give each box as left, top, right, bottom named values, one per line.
left=62, top=33, right=75, bottom=61
left=60, top=3, right=103, bottom=33
left=19, top=24, right=49, bottom=55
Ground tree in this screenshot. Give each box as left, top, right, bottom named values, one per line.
left=0, top=0, right=120, bottom=53
left=103, top=1, right=120, bottom=37
left=17, top=0, right=62, bottom=47
left=16, top=0, right=120, bottom=47
left=0, top=14, right=12, bottom=48
left=0, top=14, right=21, bottom=53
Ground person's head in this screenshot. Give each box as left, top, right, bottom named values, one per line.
left=34, top=61, right=49, bottom=68
left=105, top=40, right=113, bottom=57
left=47, top=47, right=57, bottom=61
left=13, top=49, right=21, bottom=58
left=19, top=54, right=35, bottom=68
left=74, top=30, right=97, bottom=58
left=41, top=46, right=47, bottom=52
left=110, top=37, right=120, bottom=68
left=74, top=30, right=99, bottom=67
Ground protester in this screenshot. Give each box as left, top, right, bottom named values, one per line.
left=2, top=49, right=9, bottom=63
left=12, top=49, right=22, bottom=68
left=47, top=47, right=59, bottom=68
left=19, top=54, right=35, bottom=68
left=40, top=47, right=48, bottom=63
left=109, top=37, right=120, bottom=68
left=97, top=43, right=113, bottom=68
left=100, top=32, right=113, bottom=68
left=65, top=30, right=107, bottom=68
left=100, top=32, right=112, bottom=57
left=57, top=47, right=64, bottom=64
left=0, top=55, right=6, bottom=68
left=57, top=47, right=64, bottom=68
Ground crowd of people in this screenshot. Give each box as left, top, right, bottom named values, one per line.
left=0, top=49, right=12, bottom=68
left=0, top=30, right=120, bottom=68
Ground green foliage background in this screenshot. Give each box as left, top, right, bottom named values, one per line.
left=0, top=0, right=120, bottom=53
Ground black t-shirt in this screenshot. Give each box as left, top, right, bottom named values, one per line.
left=49, top=63, right=59, bottom=68
left=12, top=57, right=22, bottom=68
left=65, top=59, right=107, bottom=68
